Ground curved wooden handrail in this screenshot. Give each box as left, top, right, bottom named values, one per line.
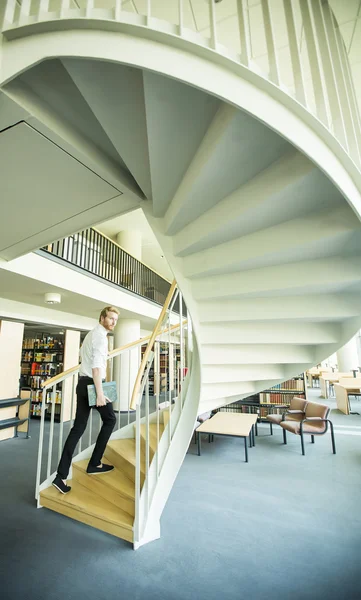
left=42, top=297, right=181, bottom=389
left=130, top=280, right=178, bottom=410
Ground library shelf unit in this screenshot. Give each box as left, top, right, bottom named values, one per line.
left=141, top=341, right=183, bottom=398
left=21, top=333, right=64, bottom=420
left=215, top=374, right=308, bottom=422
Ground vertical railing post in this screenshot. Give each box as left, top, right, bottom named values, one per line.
left=323, top=4, right=361, bottom=165
left=134, top=402, right=141, bottom=544
left=114, top=0, right=122, bottom=21
left=46, top=385, right=57, bottom=478
left=178, top=0, right=183, bottom=37
left=283, top=0, right=307, bottom=106
left=145, top=377, right=150, bottom=522
left=60, top=0, right=71, bottom=19
left=309, top=0, right=348, bottom=149
left=300, top=0, right=331, bottom=127
left=155, top=340, right=160, bottom=478
left=237, top=0, right=251, bottom=67
left=208, top=0, right=217, bottom=50
left=85, top=0, right=94, bottom=19
left=261, top=0, right=280, bottom=86
left=37, top=0, right=50, bottom=20
left=35, top=385, right=48, bottom=500
left=179, top=294, right=184, bottom=409
left=57, top=384, right=65, bottom=463
left=146, top=0, right=151, bottom=27
left=19, top=0, right=31, bottom=24
left=3, top=0, right=17, bottom=28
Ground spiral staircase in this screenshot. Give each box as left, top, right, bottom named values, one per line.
left=1, top=0, right=361, bottom=548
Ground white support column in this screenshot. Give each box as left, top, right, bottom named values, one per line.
left=337, top=335, right=359, bottom=373
left=116, top=230, right=142, bottom=261
left=114, top=319, right=141, bottom=411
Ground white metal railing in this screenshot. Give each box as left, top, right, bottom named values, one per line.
left=35, top=281, right=192, bottom=545
left=2, top=0, right=361, bottom=169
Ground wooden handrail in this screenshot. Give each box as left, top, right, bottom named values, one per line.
left=130, top=280, right=178, bottom=410
left=42, top=302, right=182, bottom=389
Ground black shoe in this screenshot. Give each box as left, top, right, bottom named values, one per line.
left=52, top=476, right=71, bottom=494
left=86, top=463, right=114, bottom=475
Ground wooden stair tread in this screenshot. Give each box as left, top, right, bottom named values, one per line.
left=73, top=460, right=135, bottom=500
left=107, top=438, right=146, bottom=473
left=40, top=481, right=133, bottom=530
left=139, top=423, right=165, bottom=451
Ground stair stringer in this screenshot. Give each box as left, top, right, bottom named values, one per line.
left=135, top=343, right=201, bottom=549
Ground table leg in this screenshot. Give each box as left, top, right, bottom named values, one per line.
left=255, top=421, right=258, bottom=437
left=252, top=425, right=255, bottom=447
left=244, top=437, right=248, bottom=463
left=197, top=431, right=201, bottom=456
left=249, top=433, right=252, bottom=448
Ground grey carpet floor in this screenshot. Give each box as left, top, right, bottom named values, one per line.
left=1, top=388, right=361, bottom=600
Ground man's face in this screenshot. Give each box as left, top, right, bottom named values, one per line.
left=101, top=311, right=118, bottom=332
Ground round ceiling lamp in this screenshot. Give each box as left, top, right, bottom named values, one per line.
left=44, top=293, right=61, bottom=305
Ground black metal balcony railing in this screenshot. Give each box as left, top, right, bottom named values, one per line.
left=41, top=228, right=173, bottom=308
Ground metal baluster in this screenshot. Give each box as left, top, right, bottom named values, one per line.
left=331, top=13, right=361, bottom=165
left=178, top=0, right=183, bottom=37
left=310, top=0, right=347, bottom=148
left=89, top=406, right=93, bottom=446
left=85, top=0, right=94, bottom=19
left=35, top=385, right=48, bottom=500
left=208, top=0, right=217, bottom=50
left=19, top=0, right=31, bottom=23
left=128, top=350, right=132, bottom=426
left=37, top=0, right=50, bottom=20
left=60, top=0, right=71, bottom=18
left=134, top=402, right=141, bottom=544
left=168, top=315, right=172, bottom=445
left=179, top=292, right=184, bottom=408
left=146, top=0, right=151, bottom=26
left=261, top=0, right=280, bottom=86
left=237, top=0, right=251, bottom=67
left=70, top=373, right=77, bottom=432
left=155, top=340, right=160, bottom=478
left=46, top=385, right=57, bottom=478
left=114, top=0, right=122, bottom=20
left=3, top=0, right=17, bottom=27
left=300, top=0, right=331, bottom=127
left=145, top=377, right=150, bottom=522
left=57, top=383, right=65, bottom=463
left=283, top=0, right=306, bottom=106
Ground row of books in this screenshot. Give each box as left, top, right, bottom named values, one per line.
left=267, top=379, right=305, bottom=391
left=259, top=392, right=305, bottom=404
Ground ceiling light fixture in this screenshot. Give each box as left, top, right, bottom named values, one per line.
left=44, top=293, right=61, bottom=305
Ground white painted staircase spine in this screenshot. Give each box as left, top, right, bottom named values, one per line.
left=2, top=0, right=361, bottom=548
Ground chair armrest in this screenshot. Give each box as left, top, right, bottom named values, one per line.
left=287, top=409, right=304, bottom=414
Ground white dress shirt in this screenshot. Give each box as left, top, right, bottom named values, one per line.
left=79, top=323, right=108, bottom=380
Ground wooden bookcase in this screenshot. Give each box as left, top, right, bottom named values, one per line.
left=21, top=333, right=64, bottom=419
left=216, top=374, right=308, bottom=421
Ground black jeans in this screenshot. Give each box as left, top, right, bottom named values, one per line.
left=57, top=376, right=116, bottom=480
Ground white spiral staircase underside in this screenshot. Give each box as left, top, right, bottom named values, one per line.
left=3, top=56, right=361, bottom=413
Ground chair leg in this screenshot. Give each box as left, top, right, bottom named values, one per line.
left=311, top=435, right=315, bottom=444
left=329, top=420, right=336, bottom=454
left=270, top=422, right=273, bottom=436
left=300, top=431, right=305, bottom=455
left=282, top=428, right=287, bottom=445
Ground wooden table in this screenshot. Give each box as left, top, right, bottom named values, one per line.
left=195, top=412, right=258, bottom=463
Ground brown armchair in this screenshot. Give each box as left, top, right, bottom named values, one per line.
left=267, top=396, right=308, bottom=435
left=280, top=401, right=336, bottom=455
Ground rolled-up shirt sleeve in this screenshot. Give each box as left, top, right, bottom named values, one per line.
left=91, top=329, right=108, bottom=371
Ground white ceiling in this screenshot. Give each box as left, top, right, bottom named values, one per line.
left=0, top=267, right=158, bottom=330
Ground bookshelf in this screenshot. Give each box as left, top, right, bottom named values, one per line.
left=141, top=341, right=182, bottom=397
left=216, top=374, right=307, bottom=422
left=21, top=333, right=64, bottom=419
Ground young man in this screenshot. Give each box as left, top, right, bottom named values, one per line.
left=52, top=306, right=119, bottom=494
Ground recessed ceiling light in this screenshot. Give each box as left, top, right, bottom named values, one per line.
left=44, top=293, right=61, bottom=305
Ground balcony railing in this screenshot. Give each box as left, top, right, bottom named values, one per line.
left=2, top=1, right=361, bottom=169
left=41, top=227, right=172, bottom=307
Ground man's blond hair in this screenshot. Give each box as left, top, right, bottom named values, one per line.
left=99, top=306, right=120, bottom=323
